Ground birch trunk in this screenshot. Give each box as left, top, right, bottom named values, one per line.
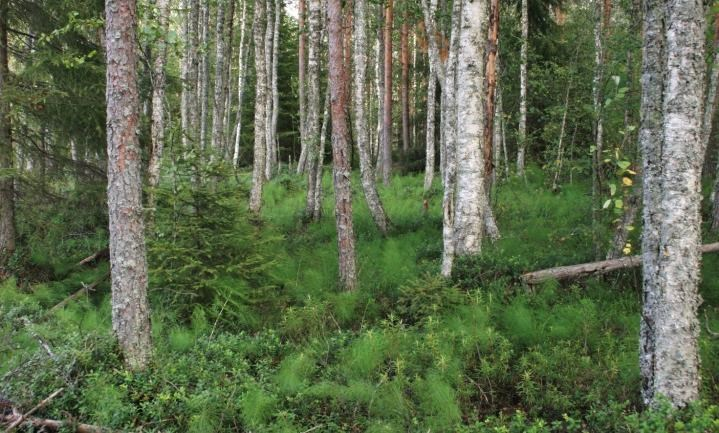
left=270, top=0, right=281, bottom=174
left=297, top=0, right=308, bottom=173
left=222, top=0, right=235, bottom=158
left=311, top=84, right=331, bottom=221
left=148, top=0, right=170, bottom=213
left=250, top=0, right=268, bottom=214
left=0, top=1, right=14, bottom=268
left=453, top=0, right=490, bottom=256
left=640, top=0, right=706, bottom=408
left=354, top=0, right=390, bottom=234
left=264, top=0, right=275, bottom=179
left=233, top=0, right=249, bottom=168
left=198, top=0, right=210, bottom=149
left=591, top=0, right=606, bottom=256
left=180, top=0, right=200, bottom=148
left=304, top=0, right=323, bottom=220
left=328, top=0, right=357, bottom=290
left=375, top=5, right=384, bottom=170
left=105, top=0, right=152, bottom=370
left=706, top=14, right=719, bottom=232
left=211, top=0, right=227, bottom=152
left=423, top=62, right=437, bottom=192
left=517, top=0, right=528, bottom=176
left=380, top=0, right=394, bottom=185
left=440, top=0, right=461, bottom=276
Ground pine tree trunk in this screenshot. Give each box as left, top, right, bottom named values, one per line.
left=105, top=0, right=152, bottom=370
left=233, top=0, right=249, bottom=168
left=640, top=0, right=705, bottom=408
left=250, top=0, right=268, bottom=214
left=484, top=0, right=499, bottom=186
left=440, top=0, right=461, bottom=277
left=147, top=0, right=170, bottom=214
left=380, top=0, right=394, bottom=185
left=328, top=0, right=357, bottom=290
left=211, top=0, right=227, bottom=152
left=0, top=1, right=14, bottom=268
left=304, top=0, right=323, bottom=220
left=400, top=14, right=410, bottom=154
left=354, top=0, right=390, bottom=234
left=517, top=0, right=528, bottom=176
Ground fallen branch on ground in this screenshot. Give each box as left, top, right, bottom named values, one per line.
left=3, top=388, right=63, bottom=432
left=1, top=414, right=108, bottom=433
left=521, top=242, right=719, bottom=284
left=47, top=272, right=110, bottom=314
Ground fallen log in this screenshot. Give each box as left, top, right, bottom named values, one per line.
left=521, top=242, right=719, bottom=284
left=74, top=248, right=109, bottom=268
left=3, top=388, right=63, bottom=432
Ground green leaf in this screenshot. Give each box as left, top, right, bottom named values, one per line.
left=617, top=160, right=631, bottom=170
left=609, top=183, right=617, bottom=196
left=614, top=199, right=624, bottom=209
left=603, top=199, right=612, bottom=209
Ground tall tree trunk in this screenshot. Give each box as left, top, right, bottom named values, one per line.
left=484, top=0, right=499, bottom=187
left=517, top=0, right=528, bottom=176
left=591, top=0, right=607, bottom=257
left=440, top=0, right=461, bottom=276
left=233, top=0, right=249, bottom=168
left=706, top=13, right=719, bottom=232
left=452, top=0, right=491, bottom=256
left=148, top=0, right=170, bottom=215
left=375, top=5, right=384, bottom=170
left=311, top=84, right=331, bottom=221
left=105, top=0, right=152, bottom=370
left=0, top=0, right=14, bottom=268
left=264, top=0, right=276, bottom=179
left=180, top=0, right=200, bottom=148
left=423, top=61, right=437, bottom=192
left=250, top=0, right=268, bottom=214
left=400, top=12, right=410, bottom=154
left=640, top=0, right=705, bottom=408
left=304, top=0, right=323, bottom=220
left=354, top=0, right=390, bottom=235
left=222, top=0, right=235, bottom=159
left=380, top=0, right=394, bottom=185
left=211, top=0, right=227, bottom=152
left=270, top=0, right=281, bottom=174
left=198, top=0, right=210, bottom=150
left=296, top=0, right=308, bottom=173
left=328, top=0, right=357, bottom=290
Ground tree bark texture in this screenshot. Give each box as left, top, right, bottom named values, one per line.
left=380, top=0, right=393, bottom=185
left=0, top=0, right=15, bottom=269
left=640, top=0, right=706, bottom=408
left=297, top=0, right=308, bottom=173
left=264, top=0, right=276, bottom=179
left=328, top=0, right=357, bottom=290
left=305, top=0, right=323, bottom=220
left=198, top=0, right=210, bottom=149
left=105, top=0, right=152, bottom=370
left=233, top=0, right=249, bottom=167
left=180, top=0, right=199, bottom=147
left=401, top=13, right=410, bottom=154
left=484, top=0, right=499, bottom=185
left=250, top=0, right=268, bottom=214
left=270, top=0, right=281, bottom=174
left=517, top=0, right=528, bottom=176
left=211, top=0, right=228, bottom=152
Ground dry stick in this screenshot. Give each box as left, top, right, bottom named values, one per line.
left=47, top=272, right=110, bottom=315
left=3, top=388, right=63, bottom=432
left=1, top=414, right=108, bottom=433
left=74, top=248, right=109, bottom=268
left=521, top=242, right=719, bottom=284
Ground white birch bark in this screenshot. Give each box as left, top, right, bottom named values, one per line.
left=304, top=0, right=322, bottom=219
left=211, top=0, right=227, bottom=152
left=148, top=0, right=170, bottom=212
left=640, top=0, right=706, bottom=408
left=270, top=0, right=281, bottom=174
left=264, top=0, right=276, bottom=179
left=250, top=0, right=267, bottom=214
left=233, top=0, right=248, bottom=168
left=354, top=0, right=390, bottom=234
left=517, top=0, right=528, bottom=176
left=198, top=0, right=210, bottom=149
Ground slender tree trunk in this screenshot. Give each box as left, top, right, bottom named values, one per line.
left=270, top=0, right=281, bottom=174
left=147, top=0, right=170, bottom=215
left=705, top=13, right=719, bottom=232
left=0, top=0, right=14, bottom=268
left=423, top=62, right=437, bottom=192
left=233, top=0, right=249, bottom=168
left=181, top=0, right=200, bottom=148
left=250, top=0, right=268, bottom=214
left=401, top=12, right=410, bottom=154
left=297, top=0, right=309, bottom=173
left=517, top=0, right=528, bottom=176
left=105, top=0, right=152, bottom=370
left=354, top=0, right=390, bottom=234
left=484, top=0, right=499, bottom=186
left=211, top=0, right=227, bottom=152
left=311, top=84, right=331, bottom=221
left=591, top=0, right=607, bottom=257
left=375, top=5, right=384, bottom=170
left=380, top=0, right=394, bottom=185
left=440, top=0, right=461, bottom=276
left=304, top=0, right=323, bottom=220
left=222, top=0, right=235, bottom=159
left=640, top=0, right=705, bottom=408
left=263, top=0, right=275, bottom=179
left=328, top=0, right=357, bottom=291
left=198, top=0, right=210, bottom=150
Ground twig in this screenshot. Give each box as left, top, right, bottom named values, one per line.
left=47, top=272, right=110, bottom=315
left=3, top=388, right=63, bottom=432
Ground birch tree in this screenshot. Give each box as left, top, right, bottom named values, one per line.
left=354, top=0, right=390, bottom=234
left=264, top=0, right=276, bottom=179
left=105, top=0, right=152, bottom=370
left=304, top=0, right=323, bottom=220
left=517, top=0, right=528, bottom=176
left=250, top=0, right=268, bottom=214
left=180, top=0, right=200, bottom=148
left=270, top=0, right=281, bottom=173
left=640, top=0, right=706, bottom=408
left=328, top=0, right=357, bottom=290
left=0, top=0, right=14, bottom=268
left=211, top=0, right=228, bottom=152
left=296, top=0, right=308, bottom=173
left=197, top=0, right=210, bottom=149
left=232, top=0, right=249, bottom=168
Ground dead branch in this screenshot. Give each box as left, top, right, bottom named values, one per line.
left=47, top=272, right=110, bottom=314
left=3, top=388, right=63, bottom=432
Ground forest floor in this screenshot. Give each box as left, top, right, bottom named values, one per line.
left=1, top=168, right=719, bottom=432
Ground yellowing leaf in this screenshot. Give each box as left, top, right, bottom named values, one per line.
left=622, top=177, right=633, bottom=186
